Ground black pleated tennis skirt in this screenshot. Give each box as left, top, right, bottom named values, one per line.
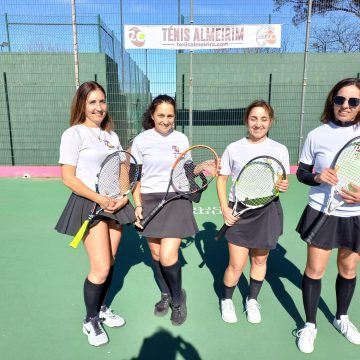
left=139, top=192, right=199, bottom=238
left=55, top=193, right=136, bottom=236
left=225, top=198, right=283, bottom=250
left=296, top=205, right=360, bottom=252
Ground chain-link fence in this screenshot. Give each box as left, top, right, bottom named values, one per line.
left=0, top=0, right=359, bottom=165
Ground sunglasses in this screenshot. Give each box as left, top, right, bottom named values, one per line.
left=333, top=96, right=360, bottom=107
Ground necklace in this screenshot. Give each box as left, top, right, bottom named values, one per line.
left=88, top=127, right=115, bottom=148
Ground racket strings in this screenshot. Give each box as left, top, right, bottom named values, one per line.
left=236, top=162, right=281, bottom=206
left=98, top=154, right=121, bottom=198
left=98, top=151, right=138, bottom=198
left=335, top=142, right=360, bottom=191
left=171, top=147, right=218, bottom=193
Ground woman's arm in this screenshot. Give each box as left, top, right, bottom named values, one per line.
left=296, top=162, right=321, bottom=186
left=132, top=181, right=143, bottom=227
left=216, top=175, right=237, bottom=226
left=61, top=164, right=115, bottom=210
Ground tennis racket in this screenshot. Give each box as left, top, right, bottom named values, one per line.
left=139, top=145, right=219, bottom=229
left=304, top=136, right=360, bottom=243
left=215, top=155, right=286, bottom=240
left=69, top=150, right=139, bottom=248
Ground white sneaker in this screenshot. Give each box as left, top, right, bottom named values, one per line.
left=296, top=323, right=317, bottom=353
left=83, top=316, right=108, bottom=347
left=221, top=299, right=238, bottom=323
left=99, top=306, right=125, bottom=328
left=333, top=315, right=360, bottom=345
left=245, top=297, right=261, bottom=324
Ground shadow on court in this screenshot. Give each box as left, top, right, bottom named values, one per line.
left=193, top=222, right=333, bottom=328
left=194, top=222, right=230, bottom=300
left=106, top=224, right=192, bottom=306
left=130, top=328, right=201, bottom=360
left=106, top=225, right=152, bottom=306
left=266, top=243, right=333, bottom=328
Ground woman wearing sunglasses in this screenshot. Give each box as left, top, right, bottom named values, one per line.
left=295, top=78, right=360, bottom=353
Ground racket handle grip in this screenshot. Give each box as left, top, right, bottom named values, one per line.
left=214, top=223, right=229, bottom=241
left=140, top=216, right=151, bottom=229
left=303, top=213, right=329, bottom=243
left=140, top=203, right=163, bottom=229
left=69, top=220, right=89, bottom=248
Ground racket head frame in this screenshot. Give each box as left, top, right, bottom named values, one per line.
left=96, top=150, right=139, bottom=199
left=232, top=155, right=287, bottom=214
left=139, top=144, right=219, bottom=229
left=215, top=155, right=286, bottom=241
left=169, top=144, right=220, bottom=195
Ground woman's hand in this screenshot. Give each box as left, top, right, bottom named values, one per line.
left=98, top=195, right=116, bottom=211
left=194, top=159, right=219, bottom=177
left=134, top=206, right=143, bottom=229
left=111, top=195, right=129, bottom=212
left=314, top=168, right=338, bottom=186
left=221, top=206, right=238, bottom=227
left=340, top=183, right=360, bottom=204
left=100, top=195, right=129, bottom=213
left=276, top=178, right=289, bottom=192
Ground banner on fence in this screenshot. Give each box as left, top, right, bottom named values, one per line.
left=124, top=24, right=281, bottom=50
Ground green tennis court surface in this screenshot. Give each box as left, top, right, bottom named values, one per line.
left=0, top=176, right=359, bottom=359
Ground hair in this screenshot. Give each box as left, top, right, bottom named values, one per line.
left=244, top=100, right=274, bottom=125
left=320, top=78, right=360, bottom=124
left=142, top=94, right=176, bottom=130
left=69, top=81, right=113, bottom=131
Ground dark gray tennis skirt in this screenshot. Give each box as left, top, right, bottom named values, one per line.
left=55, top=193, right=136, bottom=236
left=140, top=192, right=199, bottom=238
left=296, top=205, right=360, bottom=252
left=225, top=198, right=283, bottom=250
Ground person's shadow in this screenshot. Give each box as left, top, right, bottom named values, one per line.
left=106, top=225, right=192, bottom=306
left=130, top=328, right=201, bottom=360
left=266, top=243, right=333, bottom=329
left=195, top=222, right=239, bottom=301
left=106, top=225, right=153, bottom=306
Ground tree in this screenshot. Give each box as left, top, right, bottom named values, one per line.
left=274, top=0, right=360, bottom=25
left=310, top=15, right=360, bottom=52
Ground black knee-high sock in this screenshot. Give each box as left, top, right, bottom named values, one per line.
left=84, top=278, right=106, bottom=320
left=223, top=285, right=236, bottom=300
left=335, top=274, right=356, bottom=319
left=248, top=277, right=264, bottom=300
left=99, top=266, right=114, bottom=309
left=152, top=260, right=171, bottom=294
left=302, top=274, right=321, bottom=325
left=162, top=261, right=182, bottom=306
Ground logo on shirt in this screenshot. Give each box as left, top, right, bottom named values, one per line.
left=172, top=145, right=181, bottom=158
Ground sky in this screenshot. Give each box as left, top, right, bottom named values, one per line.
left=0, top=1, right=354, bottom=95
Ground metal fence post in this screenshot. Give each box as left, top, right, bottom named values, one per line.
left=3, top=72, right=15, bottom=165
left=97, top=14, right=102, bottom=53
left=5, top=13, right=11, bottom=52
left=298, top=0, right=313, bottom=160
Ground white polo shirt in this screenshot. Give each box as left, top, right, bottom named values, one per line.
left=131, top=128, right=190, bottom=193
left=220, top=137, right=290, bottom=202
left=300, top=122, right=360, bottom=216
left=59, top=124, right=121, bottom=191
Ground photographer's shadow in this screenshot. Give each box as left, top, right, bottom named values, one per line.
left=266, top=243, right=333, bottom=328
left=130, top=328, right=201, bottom=360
